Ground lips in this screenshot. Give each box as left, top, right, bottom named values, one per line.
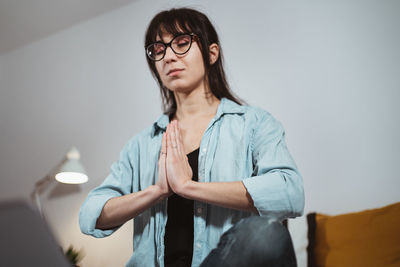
left=167, top=68, right=184, bottom=76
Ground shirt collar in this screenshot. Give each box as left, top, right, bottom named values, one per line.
left=152, top=97, right=245, bottom=137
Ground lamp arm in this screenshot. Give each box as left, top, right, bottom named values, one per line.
left=30, top=158, right=66, bottom=200
left=30, top=175, right=54, bottom=216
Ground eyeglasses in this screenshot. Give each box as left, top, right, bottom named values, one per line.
left=145, top=33, right=197, bottom=61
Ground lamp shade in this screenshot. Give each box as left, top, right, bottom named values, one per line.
left=55, top=147, right=88, bottom=184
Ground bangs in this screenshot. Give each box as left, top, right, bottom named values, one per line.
left=145, top=9, right=198, bottom=45
left=157, top=21, right=192, bottom=41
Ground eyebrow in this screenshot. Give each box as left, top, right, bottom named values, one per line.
left=155, top=32, right=186, bottom=43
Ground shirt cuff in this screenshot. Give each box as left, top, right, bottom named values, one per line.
left=79, top=193, right=119, bottom=238
left=242, top=171, right=292, bottom=218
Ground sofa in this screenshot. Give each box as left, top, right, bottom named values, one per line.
left=288, top=201, right=400, bottom=267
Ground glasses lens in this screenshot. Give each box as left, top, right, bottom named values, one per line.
left=171, top=34, right=192, bottom=55
left=147, top=43, right=165, bottom=61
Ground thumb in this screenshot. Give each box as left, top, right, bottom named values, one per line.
left=160, top=132, right=167, bottom=158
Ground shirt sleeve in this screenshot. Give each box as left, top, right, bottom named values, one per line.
left=242, top=112, right=304, bottom=219
left=79, top=139, right=135, bottom=238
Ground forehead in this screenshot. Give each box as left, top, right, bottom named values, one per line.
left=154, top=22, right=190, bottom=41
left=156, top=32, right=176, bottom=42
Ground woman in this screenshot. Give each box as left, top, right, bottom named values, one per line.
left=80, top=8, right=304, bottom=267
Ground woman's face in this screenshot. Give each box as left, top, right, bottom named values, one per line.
left=154, top=32, right=206, bottom=94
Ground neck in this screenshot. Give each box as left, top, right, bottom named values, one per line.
left=173, top=84, right=220, bottom=121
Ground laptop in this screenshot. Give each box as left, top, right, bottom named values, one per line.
left=0, top=199, right=72, bottom=267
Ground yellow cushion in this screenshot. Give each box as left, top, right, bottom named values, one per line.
left=309, top=202, right=400, bottom=267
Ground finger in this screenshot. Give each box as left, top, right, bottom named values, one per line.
left=174, top=121, right=184, bottom=157
left=176, top=120, right=184, bottom=144
left=169, top=122, right=178, bottom=156
left=166, top=124, right=173, bottom=157
left=160, top=132, right=167, bottom=157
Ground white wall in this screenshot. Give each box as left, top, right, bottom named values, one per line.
left=0, top=1, right=399, bottom=266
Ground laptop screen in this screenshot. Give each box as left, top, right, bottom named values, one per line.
left=0, top=200, right=72, bottom=267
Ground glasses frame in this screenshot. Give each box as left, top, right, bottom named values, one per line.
left=145, top=33, right=197, bottom=61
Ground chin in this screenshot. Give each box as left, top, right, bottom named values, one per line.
left=166, top=83, right=192, bottom=93
left=169, top=87, right=193, bottom=95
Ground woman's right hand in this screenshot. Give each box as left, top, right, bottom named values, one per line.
left=156, top=132, right=173, bottom=197
left=96, top=133, right=172, bottom=230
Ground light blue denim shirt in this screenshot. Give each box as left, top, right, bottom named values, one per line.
left=79, top=98, right=304, bottom=267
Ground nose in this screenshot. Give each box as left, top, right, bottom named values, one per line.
left=163, top=46, right=177, bottom=62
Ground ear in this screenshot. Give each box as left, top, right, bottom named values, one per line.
left=209, top=43, right=219, bottom=65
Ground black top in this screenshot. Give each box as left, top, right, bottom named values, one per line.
left=164, top=148, right=199, bottom=267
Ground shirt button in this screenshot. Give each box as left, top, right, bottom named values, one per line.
left=202, top=148, right=207, bottom=153
left=196, top=243, right=201, bottom=249
left=197, top=207, right=202, bottom=214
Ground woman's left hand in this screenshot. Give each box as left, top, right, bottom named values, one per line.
left=165, top=120, right=193, bottom=195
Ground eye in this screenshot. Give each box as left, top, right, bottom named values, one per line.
left=174, top=35, right=191, bottom=47
left=153, top=43, right=165, bottom=55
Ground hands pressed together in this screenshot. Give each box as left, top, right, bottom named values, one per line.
left=156, top=120, right=193, bottom=198
left=96, top=121, right=255, bottom=231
